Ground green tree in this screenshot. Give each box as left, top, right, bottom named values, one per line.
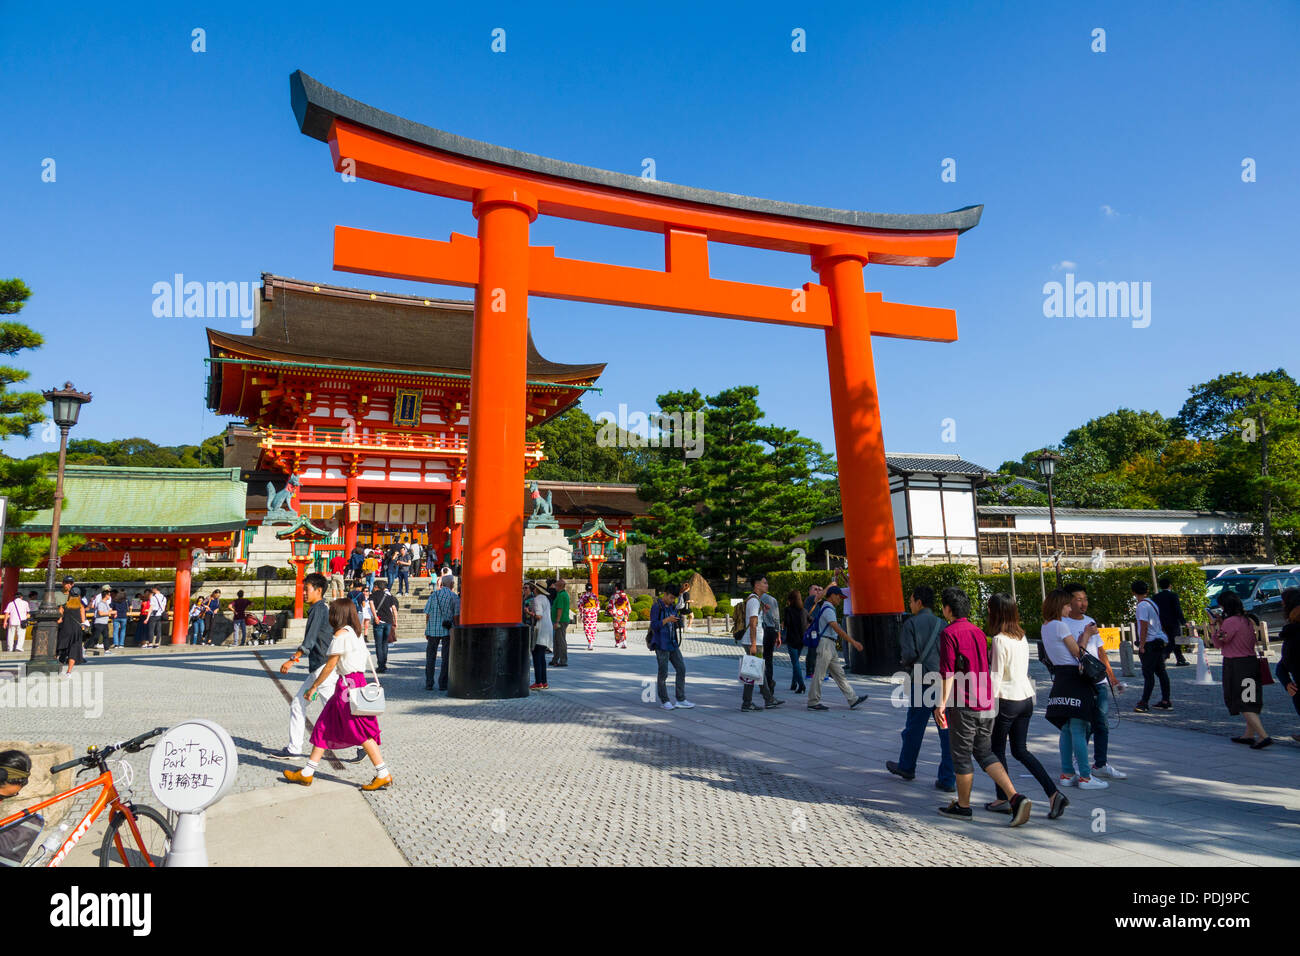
left=0, top=278, right=57, bottom=569
left=633, top=391, right=708, bottom=585
left=1061, top=408, right=1176, bottom=471
left=525, top=406, right=647, bottom=483
left=1176, top=371, right=1300, bottom=562
left=632, top=387, right=837, bottom=590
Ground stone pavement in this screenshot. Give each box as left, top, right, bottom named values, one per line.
left=3, top=626, right=1296, bottom=866
left=2, top=642, right=1021, bottom=866
left=526, top=625, right=1300, bottom=867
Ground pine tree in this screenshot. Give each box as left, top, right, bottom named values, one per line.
left=0, top=279, right=57, bottom=568
left=633, top=390, right=707, bottom=586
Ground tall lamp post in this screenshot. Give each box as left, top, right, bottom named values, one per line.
left=1035, top=450, right=1063, bottom=588
left=29, top=383, right=92, bottom=674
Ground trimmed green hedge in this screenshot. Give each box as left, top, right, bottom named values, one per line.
left=19, top=567, right=297, bottom=583
left=730, top=562, right=1207, bottom=637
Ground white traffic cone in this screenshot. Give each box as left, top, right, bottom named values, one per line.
left=1194, top=638, right=1218, bottom=685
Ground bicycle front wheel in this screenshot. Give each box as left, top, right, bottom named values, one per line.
left=100, top=805, right=173, bottom=867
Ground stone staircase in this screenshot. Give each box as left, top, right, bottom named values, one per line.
left=391, top=578, right=435, bottom=636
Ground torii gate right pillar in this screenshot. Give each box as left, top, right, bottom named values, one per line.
left=818, top=246, right=904, bottom=675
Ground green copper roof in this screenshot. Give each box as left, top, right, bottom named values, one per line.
left=24, top=466, right=248, bottom=534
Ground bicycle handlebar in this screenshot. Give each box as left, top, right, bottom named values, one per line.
left=48, top=727, right=168, bottom=774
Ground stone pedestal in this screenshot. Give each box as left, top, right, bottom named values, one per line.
left=623, top=543, right=648, bottom=589
left=1, top=739, right=75, bottom=826
left=522, top=526, right=573, bottom=569
left=246, top=532, right=292, bottom=580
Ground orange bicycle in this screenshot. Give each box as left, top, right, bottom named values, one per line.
left=0, top=727, right=173, bottom=867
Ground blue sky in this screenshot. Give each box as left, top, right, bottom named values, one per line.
left=3, top=1, right=1297, bottom=471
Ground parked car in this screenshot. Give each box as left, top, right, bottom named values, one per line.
left=1206, top=572, right=1299, bottom=633
left=1201, top=564, right=1271, bottom=583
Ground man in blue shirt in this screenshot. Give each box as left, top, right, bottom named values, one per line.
left=423, top=574, right=460, bottom=692
left=649, top=586, right=694, bottom=711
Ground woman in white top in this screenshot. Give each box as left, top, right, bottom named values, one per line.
left=1040, top=589, right=1107, bottom=791
left=284, top=599, right=392, bottom=791
left=986, top=593, right=1068, bottom=820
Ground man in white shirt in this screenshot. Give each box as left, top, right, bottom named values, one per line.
left=741, top=574, right=782, bottom=712
left=3, top=594, right=29, bottom=652
left=1063, top=584, right=1125, bottom=779
left=1132, top=580, right=1172, bottom=713
left=91, top=585, right=116, bottom=656
left=148, top=589, right=168, bottom=647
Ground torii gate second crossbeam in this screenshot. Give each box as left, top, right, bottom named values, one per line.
left=290, top=70, right=982, bottom=698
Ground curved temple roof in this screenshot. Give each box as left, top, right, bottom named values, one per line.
left=290, top=70, right=982, bottom=236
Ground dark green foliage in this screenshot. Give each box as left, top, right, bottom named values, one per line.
left=635, top=386, right=830, bottom=592
left=525, top=406, right=648, bottom=483
left=0, top=278, right=55, bottom=568
left=984, top=369, right=1300, bottom=562
left=23, top=433, right=227, bottom=471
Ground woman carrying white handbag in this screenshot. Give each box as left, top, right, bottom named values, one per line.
left=284, top=598, right=393, bottom=791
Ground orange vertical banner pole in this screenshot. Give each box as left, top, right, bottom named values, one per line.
left=343, top=471, right=359, bottom=557
left=817, top=247, right=904, bottom=617
left=172, top=549, right=192, bottom=645
left=293, top=561, right=306, bottom=619
left=460, top=187, right=537, bottom=626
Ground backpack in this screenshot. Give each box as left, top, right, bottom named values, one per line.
left=731, top=594, right=757, bottom=638
left=803, top=601, right=830, bottom=650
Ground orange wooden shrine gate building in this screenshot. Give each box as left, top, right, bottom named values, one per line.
left=290, top=71, right=981, bottom=698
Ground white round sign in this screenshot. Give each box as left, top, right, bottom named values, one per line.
left=148, top=719, right=238, bottom=813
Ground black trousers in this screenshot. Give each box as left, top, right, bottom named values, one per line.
left=742, top=644, right=774, bottom=705
left=991, top=697, right=1058, bottom=800
left=1139, top=643, right=1170, bottom=704
left=762, top=625, right=778, bottom=700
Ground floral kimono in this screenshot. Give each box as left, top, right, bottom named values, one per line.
left=608, top=590, right=631, bottom=648
left=579, top=590, right=600, bottom=648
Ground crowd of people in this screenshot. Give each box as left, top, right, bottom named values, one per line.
left=11, top=554, right=1299, bottom=816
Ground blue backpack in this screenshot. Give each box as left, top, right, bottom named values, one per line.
left=803, top=602, right=830, bottom=650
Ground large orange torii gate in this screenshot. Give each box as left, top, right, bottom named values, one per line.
left=290, top=71, right=981, bottom=698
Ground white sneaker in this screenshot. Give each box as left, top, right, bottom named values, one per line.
left=1059, top=774, right=1078, bottom=788
left=1077, top=776, right=1109, bottom=790
left=661, top=701, right=675, bottom=711
left=674, top=700, right=695, bottom=709
left=1093, top=763, right=1127, bottom=779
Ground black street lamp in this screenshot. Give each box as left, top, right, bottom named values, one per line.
left=1035, top=450, right=1063, bottom=588
left=28, top=383, right=92, bottom=674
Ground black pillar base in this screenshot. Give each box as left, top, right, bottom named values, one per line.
left=447, top=624, right=530, bottom=699
left=26, top=608, right=62, bottom=675
left=847, top=612, right=903, bottom=676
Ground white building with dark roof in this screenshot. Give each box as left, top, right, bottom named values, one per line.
left=798, top=453, right=1263, bottom=569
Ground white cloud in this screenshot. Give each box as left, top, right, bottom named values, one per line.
left=1100, top=204, right=1119, bottom=217
left=1051, top=260, right=1077, bottom=271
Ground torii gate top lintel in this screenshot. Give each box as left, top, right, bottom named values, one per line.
left=289, top=68, right=981, bottom=650
left=291, top=71, right=981, bottom=262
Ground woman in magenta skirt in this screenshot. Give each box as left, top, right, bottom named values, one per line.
left=284, top=599, right=393, bottom=790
